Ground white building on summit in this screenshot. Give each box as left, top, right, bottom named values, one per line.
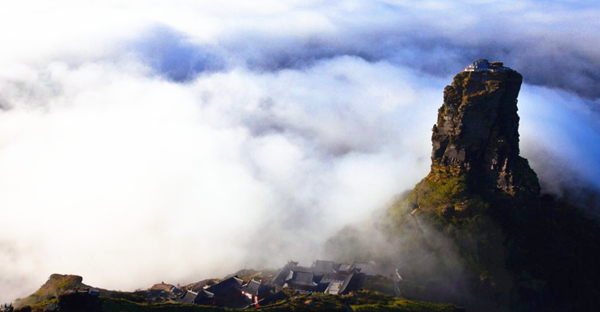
left=464, top=59, right=509, bottom=72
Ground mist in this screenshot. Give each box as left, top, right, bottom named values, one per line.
left=1, top=0, right=600, bottom=303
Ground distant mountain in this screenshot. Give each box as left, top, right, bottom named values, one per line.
left=327, top=59, right=600, bottom=312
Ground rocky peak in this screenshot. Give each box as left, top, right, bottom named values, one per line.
left=429, top=59, right=540, bottom=201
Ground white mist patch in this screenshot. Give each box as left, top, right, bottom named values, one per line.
left=0, top=63, right=272, bottom=298
left=0, top=2, right=147, bottom=65
left=519, top=85, right=600, bottom=192
left=0, top=57, right=439, bottom=301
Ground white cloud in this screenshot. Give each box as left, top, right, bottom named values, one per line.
left=0, top=0, right=599, bottom=303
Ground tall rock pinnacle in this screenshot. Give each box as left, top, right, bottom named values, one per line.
left=380, top=59, right=600, bottom=312
left=428, top=59, right=540, bottom=202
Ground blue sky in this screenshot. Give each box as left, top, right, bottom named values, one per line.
left=0, top=0, right=599, bottom=303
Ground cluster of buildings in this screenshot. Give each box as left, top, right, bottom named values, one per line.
left=272, top=260, right=370, bottom=295
left=174, top=276, right=276, bottom=308
left=147, top=277, right=278, bottom=308
left=147, top=260, right=378, bottom=309
left=464, top=59, right=511, bottom=72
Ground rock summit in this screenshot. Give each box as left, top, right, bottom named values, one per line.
left=416, top=59, right=540, bottom=214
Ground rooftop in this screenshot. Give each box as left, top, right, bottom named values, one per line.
left=204, top=276, right=243, bottom=296
left=241, top=280, right=275, bottom=297
left=464, top=59, right=510, bottom=72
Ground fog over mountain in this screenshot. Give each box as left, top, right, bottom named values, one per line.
left=1, top=0, right=599, bottom=303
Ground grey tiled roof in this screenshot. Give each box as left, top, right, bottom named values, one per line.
left=285, top=271, right=316, bottom=286
left=204, top=276, right=243, bottom=296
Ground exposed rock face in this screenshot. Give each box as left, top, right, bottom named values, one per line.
left=429, top=61, right=540, bottom=202
left=375, top=60, right=600, bottom=312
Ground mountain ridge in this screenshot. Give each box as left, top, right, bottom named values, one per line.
left=326, top=59, right=600, bottom=312
left=382, top=60, right=600, bottom=311
left=8, top=272, right=465, bottom=312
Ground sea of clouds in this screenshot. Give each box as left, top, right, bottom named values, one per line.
left=1, top=0, right=599, bottom=303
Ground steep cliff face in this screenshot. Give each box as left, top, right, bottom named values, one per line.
left=380, top=61, right=600, bottom=312
left=432, top=68, right=540, bottom=199
left=326, top=60, right=600, bottom=312
left=415, top=64, right=540, bottom=214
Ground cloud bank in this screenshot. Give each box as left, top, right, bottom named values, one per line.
left=1, top=0, right=599, bottom=303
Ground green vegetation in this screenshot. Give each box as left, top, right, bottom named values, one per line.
left=31, top=288, right=463, bottom=312
left=14, top=274, right=84, bottom=308
left=12, top=270, right=465, bottom=312
left=251, top=290, right=461, bottom=312
left=361, top=275, right=395, bottom=296
left=347, top=291, right=463, bottom=312
left=254, top=292, right=345, bottom=312
left=102, top=298, right=230, bottom=312
left=352, top=302, right=459, bottom=312
left=412, top=174, right=469, bottom=214
left=23, top=298, right=58, bottom=312
left=383, top=177, right=600, bottom=311
left=103, top=291, right=147, bottom=303
left=13, top=274, right=149, bottom=311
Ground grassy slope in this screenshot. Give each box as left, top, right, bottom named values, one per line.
left=15, top=273, right=463, bottom=312
left=102, top=299, right=230, bottom=312
left=102, top=291, right=462, bottom=312
left=384, top=174, right=600, bottom=311
left=346, top=291, right=463, bottom=312
left=14, top=274, right=84, bottom=308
